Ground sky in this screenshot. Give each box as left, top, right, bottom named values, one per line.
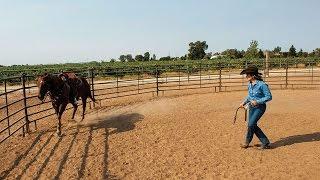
left=0, top=0, right=319, bottom=65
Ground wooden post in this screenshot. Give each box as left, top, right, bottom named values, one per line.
left=219, top=62, right=222, bottom=92
left=90, top=68, right=95, bottom=108
left=285, top=60, right=288, bottom=88
left=264, top=50, right=270, bottom=77
left=137, top=67, right=140, bottom=94
left=199, top=62, right=202, bottom=88
left=156, top=67, right=159, bottom=97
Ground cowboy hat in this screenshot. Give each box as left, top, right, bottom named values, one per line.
left=240, top=66, right=262, bottom=75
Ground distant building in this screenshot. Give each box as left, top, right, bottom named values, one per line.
left=210, top=54, right=225, bottom=59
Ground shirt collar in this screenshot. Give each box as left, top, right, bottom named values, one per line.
left=250, top=80, right=259, bottom=86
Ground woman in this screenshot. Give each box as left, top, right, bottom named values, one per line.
left=239, top=66, right=272, bottom=149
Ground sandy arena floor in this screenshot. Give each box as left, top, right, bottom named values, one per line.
left=1, top=89, right=320, bottom=179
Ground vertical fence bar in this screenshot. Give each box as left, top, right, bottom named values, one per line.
left=187, top=64, right=190, bottom=83
left=87, top=70, right=92, bottom=109
left=116, top=68, right=119, bottom=97
left=178, top=65, right=181, bottom=90
left=285, top=60, right=288, bottom=88
left=219, top=62, right=222, bottom=92
left=311, top=59, right=314, bottom=84
left=4, top=79, right=10, bottom=136
left=90, top=68, right=95, bottom=108
left=199, top=62, right=202, bottom=88
left=137, top=67, right=140, bottom=94
left=156, top=67, right=159, bottom=97
left=21, top=73, right=29, bottom=134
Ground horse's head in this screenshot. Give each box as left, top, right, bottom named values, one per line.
left=37, top=73, right=52, bottom=101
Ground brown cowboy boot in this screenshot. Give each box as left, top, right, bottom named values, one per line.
left=258, top=143, right=271, bottom=150
left=240, top=143, right=249, bottom=149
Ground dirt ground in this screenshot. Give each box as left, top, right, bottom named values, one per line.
left=1, top=89, right=320, bottom=179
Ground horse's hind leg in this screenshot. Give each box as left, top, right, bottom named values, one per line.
left=71, top=102, right=78, bottom=120
left=81, top=97, right=87, bottom=120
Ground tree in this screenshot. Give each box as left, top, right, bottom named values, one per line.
left=258, top=49, right=264, bottom=58
left=203, top=52, right=212, bottom=60
left=110, top=58, right=116, bottom=63
left=221, top=49, right=243, bottom=59
left=282, top=52, right=288, bottom=58
left=135, top=55, right=144, bottom=61
left=152, top=54, right=156, bottom=61
left=126, top=54, right=134, bottom=62
left=288, top=45, right=296, bottom=57
left=297, top=49, right=304, bottom=57
left=119, top=55, right=126, bottom=62
left=159, top=56, right=171, bottom=61
left=314, top=48, right=320, bottom=57
left=244, top=40, right=259, bottom=58
left=273, top=46, right=282, bottom=54
left=187, top=41, right=208, bottom=60
left=144, top=52, right=150, bottom=61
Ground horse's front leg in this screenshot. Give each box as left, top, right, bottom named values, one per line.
left=71, top=102, right=78, bottom=120
left=52, top=102, right=58, bottom=116
left=56, top=103, right=67, bottom=136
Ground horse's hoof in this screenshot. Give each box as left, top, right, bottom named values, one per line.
left=55, top=131, right=62, bottom=137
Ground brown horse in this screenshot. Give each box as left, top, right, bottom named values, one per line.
left=37, top=73, right=95, bottom=135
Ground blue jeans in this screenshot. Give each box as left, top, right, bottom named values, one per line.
left=245, top=104, right=270, bottom=145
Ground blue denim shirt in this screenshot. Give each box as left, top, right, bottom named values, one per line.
left=243, top=80, right=272, bottom=105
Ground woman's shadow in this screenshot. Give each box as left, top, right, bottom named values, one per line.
left=272, top=132, right=320, bottom=148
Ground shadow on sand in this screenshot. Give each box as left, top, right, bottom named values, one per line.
left=272, top=132, right=320, bottom=148
left=83, top=113, right=145, bottom=135
left=1, top=112, right=144, bottom=180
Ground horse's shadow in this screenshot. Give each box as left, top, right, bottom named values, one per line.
left=79, top=113, right=145, bottom=135
left=272, top=132, right=320, bottom=148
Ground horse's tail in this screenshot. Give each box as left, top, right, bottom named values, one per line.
left=81, top=77, right=96, bottom=102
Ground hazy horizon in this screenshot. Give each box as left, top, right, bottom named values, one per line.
left=0, top=0, right=319, bottom=66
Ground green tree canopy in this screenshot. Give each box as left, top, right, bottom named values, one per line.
left=159, top=56, right=171, bottom=61
left=119, top=55, right=126, bottom=62
left=314, top=48, right=320, bottom=57
left=144, top=52, right=150, bottom=61
left=221, top=49, right=243, bottom=59
left=273, top=46, right=282, bottom=54
left=244, top=40, right=259, bottom=58
left=288, top=45, right=297, bottom=57
left=187, top=41, right=208, bottom=60
left=135, top=55, right=144, bottom=61
left=152, top=54, right=156, bottom=60
left=258, top=49, right=264, bottom=58
left=126, top=54, right=134, bottom=62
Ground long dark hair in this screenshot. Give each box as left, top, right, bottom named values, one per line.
left=249, top=73, right=263, bottom=81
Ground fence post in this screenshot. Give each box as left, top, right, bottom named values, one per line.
left=311, top=59, right=314, bottom=84
left=156, top=66, right=159, bottom=97
left=89, top=68, right=95, bottom=108
left=285, top=60, right=288, bottom=88
left=4, top=79, right=10, bottom=136
left=137, top=67, right=140, bottom=94
left=219, top=62, right=222, bottom=92
left=187, top=64, right=190, bottom=83
left=178, top=65, right=181, bottom=90
left=21, top=73, right=29, bottom=134
left=199, top=62, right=202, bottom=88
left=116, top=68, right=119, bottom=96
